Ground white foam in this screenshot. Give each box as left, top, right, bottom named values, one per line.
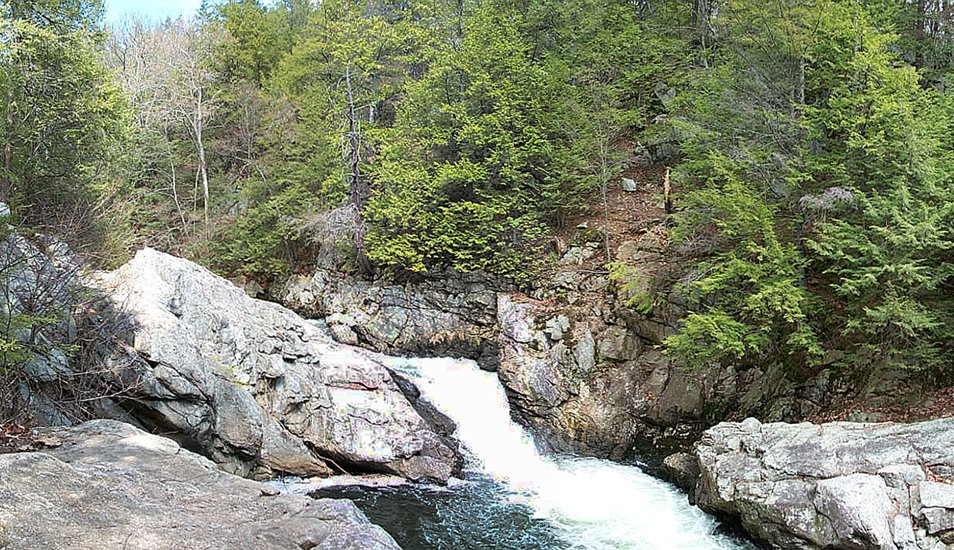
left=378, top=356, right=746, bottom=550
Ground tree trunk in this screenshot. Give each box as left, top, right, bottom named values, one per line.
left=345, top=64, right=373, bottom=275
left=693, top=0, right=711, bottom=67
left=0, top=143, right=11, bottom=205
left=664, top=167, right=673, bottom=215
left=194, top=87, right=210, bottom=230
left=917, top=0, right=928, bottom=68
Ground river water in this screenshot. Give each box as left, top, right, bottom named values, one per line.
left=317, top=355, right=751, bottom=550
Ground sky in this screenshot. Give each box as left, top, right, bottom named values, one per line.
left=104, top=0, right=203, bottom=24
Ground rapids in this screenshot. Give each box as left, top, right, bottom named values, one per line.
left=334, top=355, right=752, bottom=550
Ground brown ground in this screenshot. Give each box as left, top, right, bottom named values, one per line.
left=560, top=163, right=671, bottom=267
left=809, top=386, right=954, bottom=424
left=0, top=423, right=61, bottom=454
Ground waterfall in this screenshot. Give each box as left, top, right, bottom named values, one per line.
left=376, top=355, right=747, bottom=550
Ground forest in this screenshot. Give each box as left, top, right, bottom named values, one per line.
left=1, top=0, right=952, bottom=382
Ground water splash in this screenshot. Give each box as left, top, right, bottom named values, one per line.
left=377, top=355, right=747, bottom=550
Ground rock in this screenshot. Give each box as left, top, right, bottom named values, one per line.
left=0, top=226, right=88, bottom=426
left=616, top=241, right=640, bottom=263
left=920, top=482, right=954, bottom=534
left=621, top=177, right=638, bottom=192
left=497, top=294, right=542, bottom=345
left=89, top=248, right=461, bottom=482
left=0, top=420, right=399, bottom=550
left=560, top=244, right=600, bottom=266
left=633, top=146, right=653, bottom=167
left=813, top=474, right=898, bottom=549
left=662, top=452, right=699, bottom=492
left=597, top=325, right=641, bottom=362
left=278, top=268, right=501, bottom=369
left=543, top=314, right=570, bottom=341
left=573, top=328, right=597, bottom=372
left=652, top=141, right=680, bottom=163
left=685, top=417, right=954, bottom=549
left=654, top=83, right=677, bottom=109
left=329, top=323, right=361, bottom=346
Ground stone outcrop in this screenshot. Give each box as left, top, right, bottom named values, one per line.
left=494, top=239, right=730, bottom=459
left=278, top=235, right=928, bottom=462
left=88, top=248, right=461, bottom=482
left=0, top=223, right=88, bottom=426
left=281, top=238, right=718, bottom=459
left=676, top=417, right=954, bottom=549
left=0, top=420, right=400, bottom=550
left=474, top=240, right=929, bottom=459
left=279, top=269, right=501, bottom=370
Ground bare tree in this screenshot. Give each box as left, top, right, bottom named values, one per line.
left=105, top=16, right=219, bottom=232
left=174, top=23, right=218, bottom=230
left=344, top=63, right=373, bottom=274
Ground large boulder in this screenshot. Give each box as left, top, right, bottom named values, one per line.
left=0, top=420, right=400, bottom=550
left=88, top=248, right=460, bottom=482
left=683, top=417, right=954, bottom=549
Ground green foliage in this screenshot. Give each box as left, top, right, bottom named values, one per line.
left=608, top=261, right=655, bottom=314
left=214, top=0, right=286, bottom=84
left=365, top=3, right=572, bottom=280
left=2, top=0, right=103, bottom=32
left=665, top=152, right=821, bottom=369
left=660, top=0, right=953, bottom=376
left=800, top=4, right=954, bottom=371
left=0, top=0, right=127, bottom=250
left=666, top=310, right=766, bottom=365
left=208, top=180, right=315, bottom=280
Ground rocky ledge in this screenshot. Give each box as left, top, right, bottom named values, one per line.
left=87, top=248, right=461, bottom=482
left=0, top=420, right=399, bottom=550
left=280, top=268, right=501, bottom=370
left=667, top=417, right=954, bottom=549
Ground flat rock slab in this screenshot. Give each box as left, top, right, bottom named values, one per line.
left=0, top=420, right=400, bottom=550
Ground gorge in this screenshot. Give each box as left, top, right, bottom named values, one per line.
left=3, top=0, right=954, bottom=548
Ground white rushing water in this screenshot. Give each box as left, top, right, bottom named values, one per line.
left=377, top=355, right=747, bottom=550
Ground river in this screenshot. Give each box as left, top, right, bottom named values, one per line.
left=315, top=355, right=751, bottom=550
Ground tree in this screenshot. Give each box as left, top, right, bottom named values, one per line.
left=365, top=2, right=575, bottom=279
left=801, top=2, right=954, bottom=372
left=106, top=17, right=220, bottom=232
left=0, top=0, right=125, bottom=244
left=274, top=0, right=407, bottom=274
left=655, top=0, right=953, bottom=377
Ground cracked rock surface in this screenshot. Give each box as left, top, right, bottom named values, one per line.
left=0, top=420, right=400, bottom=550
left=679, top=417, right=954, bottom=549
left=279, top=268, right=501, bottom=370
left=88, top=248, right=460, bottom=482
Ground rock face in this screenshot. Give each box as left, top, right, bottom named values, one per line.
left=279, top=269, right=501, bottom=370
left=282, top=239, right=714, bottom=459
left=89, top=248, right=460, bottom=482
left=0, top=224, right=88, bottom=426
left=278, top=235, right=930, bottom=462
left=494, top=240, right=730, bottom=459
left=0, top=420, right=400, bottom=550
left=683, top=417, right=954, bottom=549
